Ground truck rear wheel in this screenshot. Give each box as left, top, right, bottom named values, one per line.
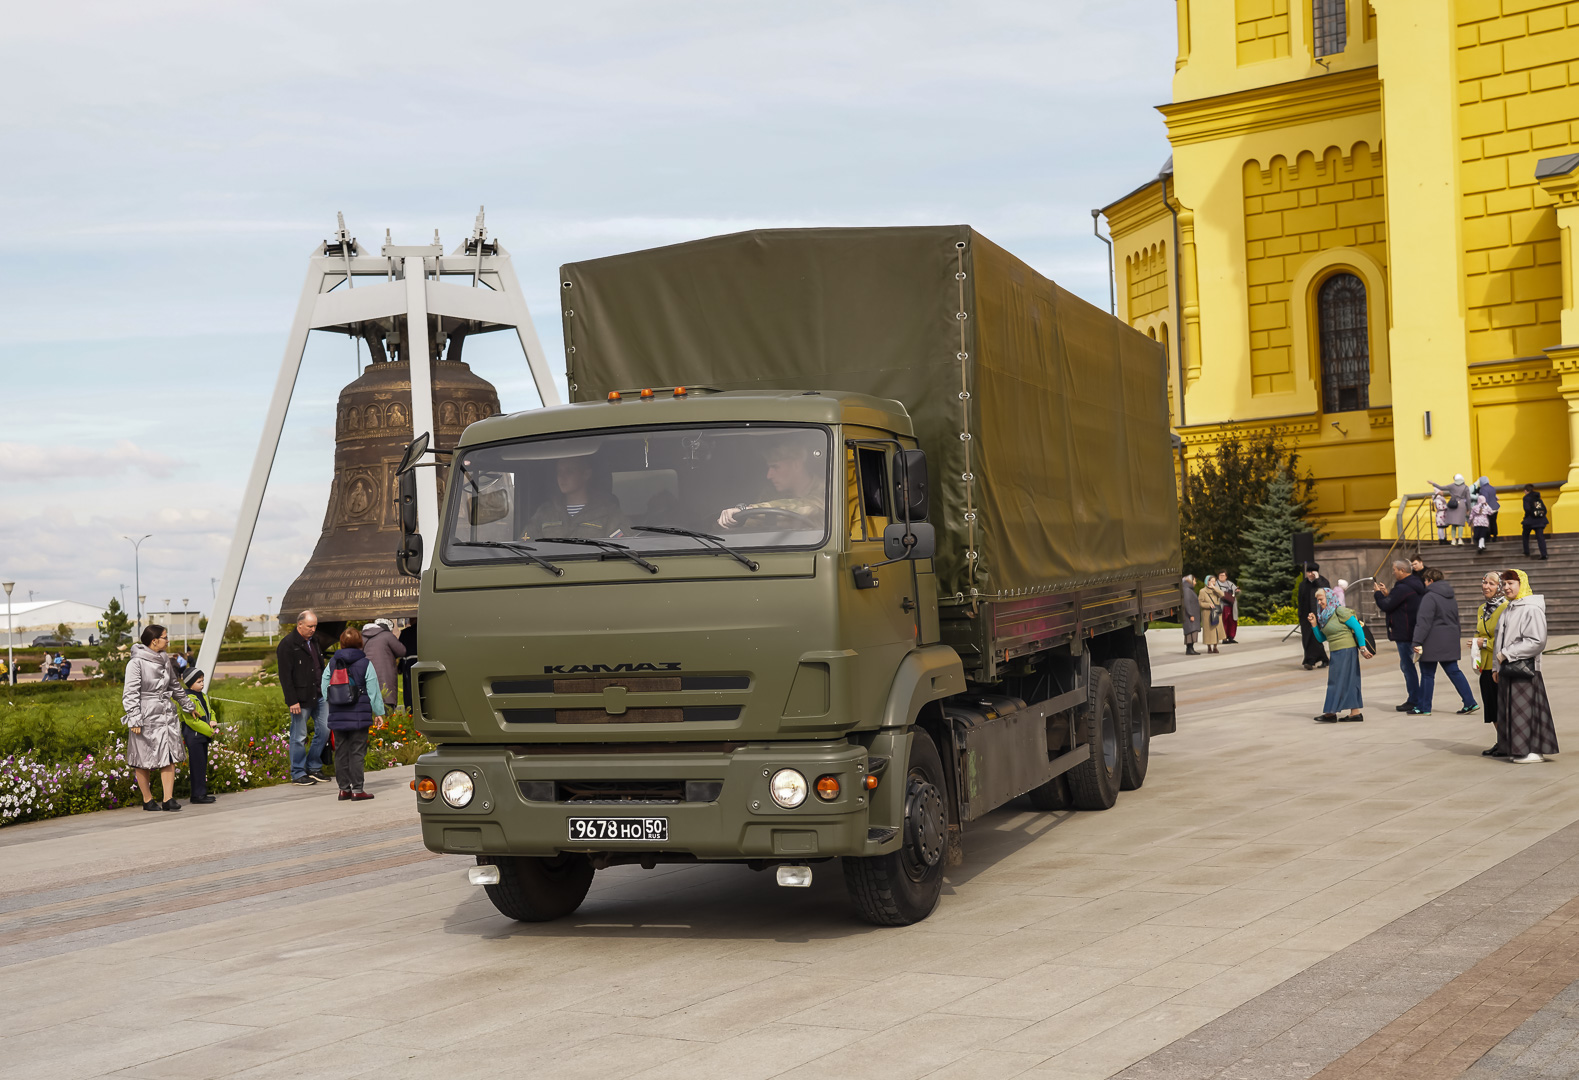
left=843, top=730, right=947, bottom=926
left=1067, top=668, right=1121, bottom=810
left=478, top=854, right=594, bottom=922
left=1109, top=658, right=1150, bottom=791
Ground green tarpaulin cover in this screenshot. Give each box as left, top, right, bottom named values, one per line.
left=561, top=226, right=1181, bottom=602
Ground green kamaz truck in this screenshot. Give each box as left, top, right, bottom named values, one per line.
left=401, top=226, right=1183, bottom=926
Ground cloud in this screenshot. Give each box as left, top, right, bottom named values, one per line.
left=0, top=440, right=177, bottom=480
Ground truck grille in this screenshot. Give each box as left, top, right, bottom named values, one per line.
left=501, top=706, right=741, bottom=725
left=492, top=676, right=749, bottom=694
left=519, top=779, right=724, bottom=804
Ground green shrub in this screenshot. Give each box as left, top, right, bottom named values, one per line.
left=1263, top=604, right=1299, bottom=625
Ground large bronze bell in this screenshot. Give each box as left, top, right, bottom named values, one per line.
left=279, top=357, right=499, bottom=624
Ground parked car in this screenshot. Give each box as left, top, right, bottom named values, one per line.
left=31, top=635, right=81, bottom=647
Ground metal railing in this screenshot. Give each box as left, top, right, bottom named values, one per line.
left=1395, top=481, right=1562, bottom=543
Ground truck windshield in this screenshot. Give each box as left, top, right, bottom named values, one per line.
left=441, top=424, right=831, bottom=566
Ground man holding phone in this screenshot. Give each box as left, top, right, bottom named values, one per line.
left=276, top=609, right=330, bottom=786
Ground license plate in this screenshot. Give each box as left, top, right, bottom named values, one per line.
left=567, top=817, right=669, bottom=843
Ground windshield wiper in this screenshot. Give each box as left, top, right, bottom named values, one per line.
left=633, top=526, right=760, bottom=572
left=535, top=536, right=660, bottom=574
left=452, top=540, right=565, bottom=576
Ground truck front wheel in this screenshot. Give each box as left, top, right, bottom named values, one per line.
left=843, top=730, right=947, bottom=926
left=477, top=854, right=595, bottom=922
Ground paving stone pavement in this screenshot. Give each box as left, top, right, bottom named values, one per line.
left=3, top=628, right=1579, bottom=1080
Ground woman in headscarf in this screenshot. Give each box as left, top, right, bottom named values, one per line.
left=1470, top=489, right=1493, bottom=552
left=1216, top=571, right=1240, bottom=644
left=1476, top=476, right=1501, bottom=543
left=1494, top=568, right=1558, bottom=763
left=1180, top=575, right=1201, bottom=656
left=1474, top=571, right=1509, bottom=756
left=1307, top=587, right=1373, bottom=722
left=1430, top=475, right=1472, bottom=545
left=1199, top=574, right=1225, bottom=654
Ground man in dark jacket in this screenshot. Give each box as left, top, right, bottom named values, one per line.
left=1409, top=568, right=1479, bottom=715
left=1374, top=560, right=1426, bottom=711
left=1297, top=565, right=1331, bottom=669
left=1522, top=484, right=1549, bottom=559
left=276, top=610, right=329, bottom=785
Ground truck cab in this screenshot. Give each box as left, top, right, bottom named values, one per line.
left=409, top=388, right=968, bottom=923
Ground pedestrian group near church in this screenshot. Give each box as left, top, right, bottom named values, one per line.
left=1177, top=536, right=1559, bottom=764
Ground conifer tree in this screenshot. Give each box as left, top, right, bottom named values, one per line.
left=1237, top=469, right=1309, bottom=619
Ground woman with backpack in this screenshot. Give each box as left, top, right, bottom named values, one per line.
left=320, top=626, right=385, bottom=801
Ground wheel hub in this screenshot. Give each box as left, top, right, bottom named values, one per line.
left=905, top=777, right=945, bottom=868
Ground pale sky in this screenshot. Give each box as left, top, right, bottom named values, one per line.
left=0, top=0, right=1174, bottom=623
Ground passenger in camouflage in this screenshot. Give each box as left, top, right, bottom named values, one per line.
left=525, top=457, right=630, bottom=540
left=718, top=438, right=827, bottom=530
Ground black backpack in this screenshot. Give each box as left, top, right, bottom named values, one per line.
left=326, top=655, right=364, bottom=707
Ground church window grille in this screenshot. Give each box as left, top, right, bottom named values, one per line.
left=1313, top=0, right=1347, bottom=58
left=1318, top=272, right=1369, bottom=413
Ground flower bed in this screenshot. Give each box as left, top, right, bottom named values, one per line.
left=0, top=680, right=432, bottom=827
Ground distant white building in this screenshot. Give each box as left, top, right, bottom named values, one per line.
left=0, top=600, right=112, bottom=646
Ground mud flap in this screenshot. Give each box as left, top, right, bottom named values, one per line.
left=1149, top=684, right=1177, bottom=735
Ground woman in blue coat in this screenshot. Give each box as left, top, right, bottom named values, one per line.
left=320, top=626, right=385, bottom=801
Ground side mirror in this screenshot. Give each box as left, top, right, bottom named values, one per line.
left=891, top=449, right=929, bottom=522
left=396, top=532, right=424, bottom=579
left=883, top=521, right=936, bottom=561
left=398, top=470, right=418, bottom=534
left=396, top=432, right=430, bottom=477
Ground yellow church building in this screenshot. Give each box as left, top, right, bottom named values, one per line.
left=1102, top=0, right=1579, bottom=539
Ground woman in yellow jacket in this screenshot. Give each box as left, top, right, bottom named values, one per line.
left=1473, top=570, right=1509, bottom=757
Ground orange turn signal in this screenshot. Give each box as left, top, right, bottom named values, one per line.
left=863, top=774, right=879, bottom=790
left=608, top=391, right=621, bottom=402
left=640, top=387, right=655, bottom=399
left=415, top=777, right=437, bottom=800
left=815, top=775, right=841, bottom=801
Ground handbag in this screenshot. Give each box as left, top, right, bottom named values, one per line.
left=1447, top=496, right=1459, bottom=510
left=1361, top=623, right=1377, bottom=654
left=1501, top=657, right=1537, bottom=680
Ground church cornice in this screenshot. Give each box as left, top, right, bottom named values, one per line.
left=1158, top=67, right=1381, bottom=147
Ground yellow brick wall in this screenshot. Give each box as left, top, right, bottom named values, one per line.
left=1241, top=141, right=1388, bottom=397
left=1457, top=0, right=1573, bottom=363
left=1236, top=0, right=1291, bottom=64
left=1125, top=241, right=1171, bottom=323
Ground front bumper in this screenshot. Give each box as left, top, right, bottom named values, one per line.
left=414, top=740, right=901, bottom=860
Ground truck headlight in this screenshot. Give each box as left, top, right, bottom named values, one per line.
left=441, top=770, right=475, bottom=808
left=770, top=768, right=808, bottom=808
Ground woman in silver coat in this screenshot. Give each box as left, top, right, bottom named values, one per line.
left=123, top=623, right=196, bottom=811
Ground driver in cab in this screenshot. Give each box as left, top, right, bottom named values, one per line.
left=717, top=439, right=826, bottom=530
left=524, top=457, right=630, bottom=540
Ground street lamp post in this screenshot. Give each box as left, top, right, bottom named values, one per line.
left=181, top=599, right=189, bottom=652
left=124, top=534, right=152, bottom=634
left=3, top=582, right=14, bottom=686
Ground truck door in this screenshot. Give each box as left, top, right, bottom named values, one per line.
left=843, top=432, right=926, bottom=650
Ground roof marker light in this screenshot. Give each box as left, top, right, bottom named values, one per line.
left=674, top=386, right=688, bottom=397
left=608, top=391, right=621, bottom=402
left=640, top=388, right=655, bottom=399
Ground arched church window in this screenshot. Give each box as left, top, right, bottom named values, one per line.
left=1318, top=272, right=1369, bottom=413
left=1313, top=0, right=1347, bottom=58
